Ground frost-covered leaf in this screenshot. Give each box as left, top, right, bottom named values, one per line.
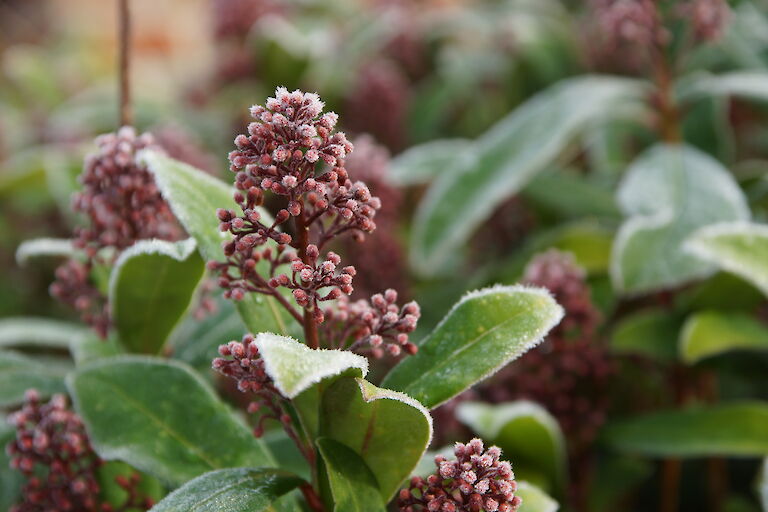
left=316, top=438, right=387, bottom=511
left=686, top=222, right=768, bottom=297
left=611, top=144, right=749, bottom=294
left=15, top=238, right=74, bottom=264
left=148, top=468, right=303, bottom=512
left=517, top=481, right=559, bottom=512
left=677, top=71, right=768, bottom=104
left=68, top=356, right=274, bottom=486
left=603, top=402, right=768, bottom=457
left=679, top=310, right=768, bottom=364
left=109, top=239, right=204, bottom=354
left=70, top=335, right=124, bottom=365
left=0, top=351, right=70, bottom=407
left=411, top=77, right=646, bottom=275
left=319, top=377, right=432, bottom=502
left=388, top=139, right=472, bottom=186
left=760, top=458, right=768, bottom=512
left=254, top=333, right=368, bottom=399
left=456, top=401, right=566, bottom=494
left=382, top=285, right=563, bottom=409
left=0, top=317, right=88, bottom=350
left=139, top=150, right=298, bottom=337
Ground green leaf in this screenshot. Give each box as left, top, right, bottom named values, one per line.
left=0, top=317, right=88, bottom=350
left=517, top=481, right=559, bottom=512
left=611, top=144, right=749, bottom=294
left=759, top=458, right=767, bottom=512
left=0, top=350, right=70, bottom=407
left=316, top=438, right=387, bottom=512
left=679, top=310, right=768, bottom=364
left=382, top=285, right=563, bottom=409
left=686, top=222, right=768, bottom=297
left=319, top=377, right=432, bottom=502
left=255, top=333, right=368, bottom=399
left=109, top=239, right=204, bottom=354
left=610, top=309, right=682, bottom=362
left=139, top=150, right=297, bottom=337
left=15, top=237, right=74, bottom=264
left=677, top=71, right=768, bottom=104
left=67, top=356, right=274, bottom=487
left=603, top=402, right=768, bottom=457
left=411, top=76, right=646, bottom=275
left=148, top=468, right=303, bottom=512
left=0, top=422, right=23, bottom=510
left=388, top=139, right=472, bottom=186
left=523, top=170, right=620, bottom=220
left=455, top=401, right=566, bottom=495
left=70, top=335, right=124, bottom=365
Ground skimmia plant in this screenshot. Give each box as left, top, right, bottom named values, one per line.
left=6, top=89, right=564, bottom=512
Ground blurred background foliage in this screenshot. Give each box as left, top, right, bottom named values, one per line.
left=3, top=0, right=768, bottom=511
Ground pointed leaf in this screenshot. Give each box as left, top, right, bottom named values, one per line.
left=254, top=333, right=368, bottom=399
left=456, top=401, right=566, bottom=494
left=15, top=238, right=74, bottom=264
left=67, top=356, right=274, bottom=486
left=319, top=377, right=432, bottom=502
left=0, top=317, right=88, bottom=350
left=411, top=76, right=646, bottom=275
left=109, top=239, right=204, bottom=354
left=382, top=285, right=563, bottom=409
left=686, top=222, right=768, bottom=297
left=139, top=150, right=298, bottom=337
left=316, top=438, right=386, bottom=512
left=0, top=350, right=70, bottom=407
left=603, top=402, right=768, bottom=457
left=517, top=481, right=559, bottom=512
left=677, top=71, right=768, bottom=104
left=611, top=144, right=749, bottom=294
left=388, top=139, right=471, bottom=186
left=148, top=468, right=303, bottom=512
left=679, top=310, right=768, bottom=364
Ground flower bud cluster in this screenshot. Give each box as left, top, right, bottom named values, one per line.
left=268, top=247, right=356, bottom=323
left=52, top=127, right=181, bottom=337
left=212, top=334, right=271, bottom=393
left=677, top=0, right=730, bottom=42
left=323, top=289, right=420, bottom=357
left=7, top=391, right=101, bottom=512
left=398, top=438, right=521, bottom=512
left=481, top=251, right=614, bottom=451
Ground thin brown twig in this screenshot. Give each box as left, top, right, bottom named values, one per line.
left=118, top=0, right=133, bottom=126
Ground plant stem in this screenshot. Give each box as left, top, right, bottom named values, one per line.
left=295, top=208, right=319, bottom=349
left=660, top=459, right=681, bottom=512
left=117, top=0, right=133, bottom=126
left=300, top=483, right=325, bottom=512
left=651, top=46, right=681, bottom=144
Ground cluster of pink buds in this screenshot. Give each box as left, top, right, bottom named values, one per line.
left=677, top=0, right=730, bottom=42
left=322, top=290, right=420, bottom=357
left=7, top=391, right=101, bottom=511
left=398, top=438, right=522, bottom=512
left=52, top=127, right=182, bottom=337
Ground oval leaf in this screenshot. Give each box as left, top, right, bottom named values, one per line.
left=0, top=350, right=70, bottom=407
left=67, top=356, right=274, bottom=486
left=316, top=438, right=386, bottom=512
left=319, top=377, right=432, bottom=502
left=0, top=317, right=88, bottom=350
left=254, top=333, right=368, bottom=399
left=15, top=237, right=74, bottom=264
left=603, top=402, right=768, bottom=457
left=679, top=310, right=768, bottom=364
left=686, top=222, right=768, bottom=298
left=411, top=76, right=646, bottom=275
left=109, top=239, right=204, bottom=354
left=149, top=468, right=303, bottom=512
left=455, top=401, right=566, bottom=494
left=517, top=481, right=559, bottom=512
left=382, top=285, right=563, bottom=409
left=611, top=144, right=749, bottom=294
left=139, top=150, right=298, bottom=337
